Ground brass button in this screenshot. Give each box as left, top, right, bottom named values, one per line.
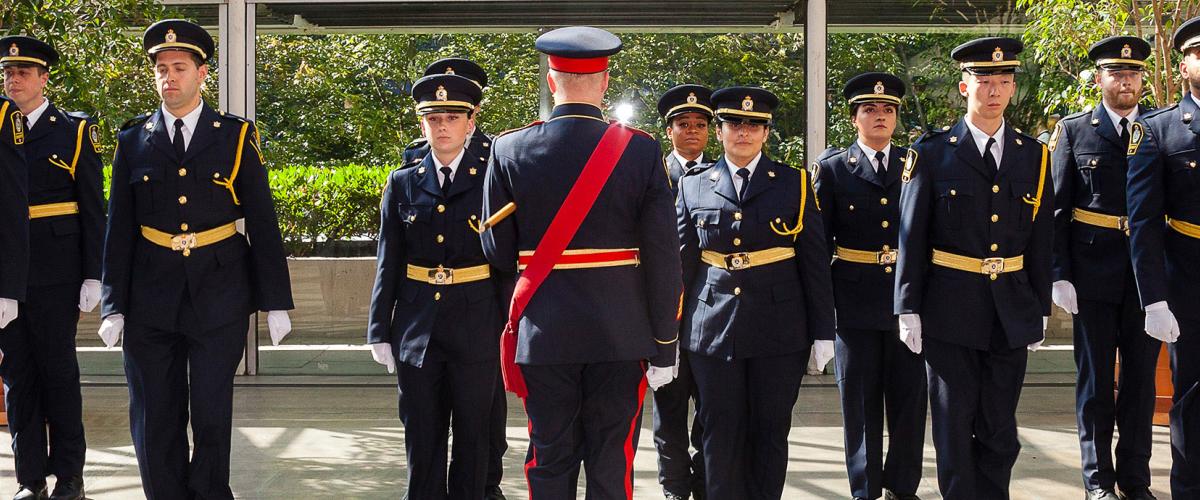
left=178, top=168, right=187, bottom=177
left=213, top=172, right=221, bottom=179
left=774, top=217, right=781, bottom=223
left=436, top=234, right=445, bottom=243
left=950, top=189, right=957, bottom=196
left=991, top=214, right=999, bottom=223
left=992, top=185, right=1000, bottom=193
left=881, top=221, right=890, bottom=228
left=880, top=197, right=888, bottom=205
left=437, top=204, right=446, bottom=213
left=733, top=237, right=742, bottom=246
left=734, top=212, right=743, bottom=221
left=180, top=223, right=189, bottom=231
left=434, top=292, right=442, bottom=301
left=849, top=205, right=856, bottom=211
left=178, top=196, right=188, bottom=205
left=884, top=266, right=893, bottom=274
left=143, top=175, right=150, bottom=182
left=470, top=215, right=478, bottom=220
left=990, top=243, right=999, bottom=251
left=733, top=287, right=741, bottom=295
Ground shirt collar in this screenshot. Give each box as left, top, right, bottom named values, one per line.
left=1103, top=102, right=1139, bottom=133
left=964, top=116, right=1005, bottom=158
left=673, top=150, right=703, bottom=167
left=725, top=152, right=762, bottom=177
left=855, top=140, right=891, bottom=165
left=161, top=102, right=204, bottom=135
left=23, top=98, right=50, bottom=129
left=431, top=146, right=467, bottom=176
left=548, top=102, right=605, bottom=121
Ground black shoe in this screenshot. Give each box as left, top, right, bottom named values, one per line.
left=484, top=486, right=507, bottom=500
left=1118, top=486, right=1158, bottom=500
left=664, top=490, right=688, bottom=500
left=1087, top=488, right=1120, bottom=500
left=48, top=477, right=83, bottom=500
left=884, top=491, right=921, bottom=500
left=13, top=482, right=47, bottom=500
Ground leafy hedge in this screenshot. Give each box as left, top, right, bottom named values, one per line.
left=269, top=165, right=392, bottom=256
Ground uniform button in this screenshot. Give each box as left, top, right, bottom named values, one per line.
left=884, top=266, right=893, bottom=274
left=990, top=243, right=999, bottom=251
left=734, top=212, right=743, bottom=221
left=180, top=223, right=189, bottom=231
left=143, top=175, right=150, bottom=182
left=992, top=185, right=1000, bottom=193
left=881, top=221, right=890, bottom=228
left=733, top=237, right=742, bottom=246
left=434, top=292, right=442, bottom=301
left=880, top=197, right=888, bottom=205
left=178, top=168, right=187, bottom=177
left=213, top=172, right=221, bottom=179
left=849, top=205, right=855, bottom=211
left=991, top=214, right=999, bottom=223
left=437, top=204, right=446, bottom=213
left=178, top=196, right=188, bottom=205
left=733, top=287, right=741, bottom=295
left=950, top=189, right=957, bottom=196
left=436, top=234, right=445, bottom=243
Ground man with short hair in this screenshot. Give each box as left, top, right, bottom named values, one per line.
left=98, top=19, right=294, bottom=499
left=895, top=37, right=1053, bottom=498
left=1051, top=35, right=1160, bottom=500
left=1126, top=15, right=1200, bottom=499
left=0, top=34, right=104, bottom=500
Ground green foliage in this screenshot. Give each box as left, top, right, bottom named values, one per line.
left=269, top=164, right=391, bottom=256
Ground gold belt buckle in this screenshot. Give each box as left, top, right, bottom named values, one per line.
left=981, top=257, right=1005, bottom=276
left=877, top=250, right=897, bottom=265
left=429, top=266, right=454, bottom=285
left=725, top=252, right=751, bottom=270
left=171, top=233, right=197, bottom=257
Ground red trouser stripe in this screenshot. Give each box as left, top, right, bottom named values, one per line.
left=622, top=371, right=649, bottom=499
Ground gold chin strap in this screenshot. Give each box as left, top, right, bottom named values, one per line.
left=769, top=168, right=807, bottom=240
left=470, top=202, right=516, bottom=234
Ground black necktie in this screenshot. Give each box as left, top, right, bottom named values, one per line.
left=1119, top=117, right=1130, bottom=149
left=874, top=151, right=886, bottom=174
left=173, top=119, right=186, bottom=160
left=440, top=166, right=453, bottom=194
left=984, top=137, right=998, bottom=171
left=736, top=167, right=751, bottom=201
left=685, top=160, right=697, bottom=169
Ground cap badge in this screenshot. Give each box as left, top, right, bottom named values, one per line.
left=445, top=66, right=455, bottom=75
left=1121, top=44, right=1132, bottom=58
left=165, top=29, right=177, bottom=43
left=992, top=47, right=1004, bottom=62
left=435, top=85, right=448, bottom=101
left=874, top=81, right=885, bottom=94
left=8, top=44, right=17, bottom=56
left=741, top=95, right=754, bottom=111
left=686, top=92, right=697, bottom=104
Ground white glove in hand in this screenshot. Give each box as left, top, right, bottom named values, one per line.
left=0, top=298, right=17, bottom=329
left=371, top=343, right=396, bottom=374
left=267, top=311, right=292, bottom=346
left=78, top=279, right=102, bottom=312
left=1144, top=301, right=1180, bottom=343
left=899, top=313, right=922, bottom=354
left=672, top=343, right=680, bottom=379
left=98, top=314, right=124, bottom=348
left=1051, top=280, right=1079, bottom=315
left=1028, top=317, right=1047, bottom=351
left=646, top=364, right=677, bottom=391
left=812, top=340, right=835, bottom=372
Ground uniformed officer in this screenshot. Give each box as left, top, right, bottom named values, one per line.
left=1126, top=16, right=1200, bottom=498
left=651, top=83, right=711, bottom=500
left=398, top=56, right=508, bottom=500
left=97, top=20, right=294, bottom=499
left=895, top=37, right=1053, bottom=499
left=0, top=95, right=26, bottom=338
left=659, top=84, right=713, bottom=196
left=1050, top=35, right=1160, bottom=500
left=480, top=26, right=681, bottom=499
left=677, top=86, right=835, bottom=499
left=814, top=72, right=925, bottom=500
left=366, top=72, right=501, bottom=499
left=0, top=35, right=104, bottom=500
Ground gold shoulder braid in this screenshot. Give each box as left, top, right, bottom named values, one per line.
left=1021, top=144, right=1048, bottom=221
left=902, top=148, right=918, bottom=183
left=47, top=119, right=89, bottom=179
left=212, top=121, right=250, bottom=205
left=769, top=168, right=807, bottom=240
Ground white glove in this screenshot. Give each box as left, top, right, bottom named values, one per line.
left=646, top=364, right=677, bottom=391
left=98, top=314, right=124, bottom=348
left=0, top=298, right=17, bottom=329
left=78, top=279, right=101, bottom=312
left=371, top=342, right=396, bottom=374
left=671, top=343, right=680, bottom=379
left=899, top=313, right=922, bottom=354
left=1144, top=301, right=1180, bottom=343
left=266, top=310, right=292, bottom=346
left=1028, top=317, right=1047, bottom=351
left=1051, top=280, right=1079, bottom=315
left=812, top=340, right=835, bottom=372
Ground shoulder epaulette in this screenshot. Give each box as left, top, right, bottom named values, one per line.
left=498, top=120, right=543, bottom=137
left=121, top=112, right=153, bottom=130
left=404, top=137, right=428, bottom=151
left=64, top=111, right=93, bottom=123
left=816, top=147, right=843, bottom=163
left=1141, top=104, right=1177, bottom=121
left=618, top=123, right=653, bottom=139
left=1060, top=110, right=1090, bottom=123
left=216, top=109, right=248, bottom=123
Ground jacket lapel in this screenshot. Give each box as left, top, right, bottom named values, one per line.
left=884, top=146, right=904, bottom=187
left=951, top=119, right=993, bottom=180
left=24, top=104, right=56, bottom=143
left=145, top=109, right=176, bottom=161
left=1091, top=105, right=1124, bottom=150
left=707, top=157, right=740, bottom=205
left=417, top=155, right=443, bottom=198
left=181, top=105, right=219, bottom=165
left=740, top=155, right=777, bottom=204
left=846, top=143, right=884, bottom=188
left=1182, top=94, right=1200, bottom=137
left=994, top=125, right=1025, bottom=181
left=445, top=157, right=479, bottom=200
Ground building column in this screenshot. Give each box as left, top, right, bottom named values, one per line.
left=804, top=0, right=827, bottom=168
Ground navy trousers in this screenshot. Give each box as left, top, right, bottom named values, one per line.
left=689, top=349, right=808, bottom=500
left=924, top=333, right=1027, bottom=500
left=0, top=284, right=86, bottom=486
left=1168, top=317, right=1200, bottom=498
left=835, top=327, right=927, bottom=499
left=651, top=348, right=705, bottom=496
left=1073, top=278, right=1159, bottom=492
left=520, top=361, right=647, bottom=500
left=487, top=368, right=508, bottom=488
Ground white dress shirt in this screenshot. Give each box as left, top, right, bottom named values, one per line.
left=673, top=150, right=704, bottom=168
left=23, top=98, right=50, bottom=129
left=856, top=140, right=892, bottom=173
left=726, top=152, right=762, bottom=194
left=432, top=146, right=466, bottom=187
left=1103, top=103, right=1139, bottom=136
left=964, top=116, right=1005, bottom=166
left=162, top=102, right=204, bottom=150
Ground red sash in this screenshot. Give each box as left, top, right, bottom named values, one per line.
left=501, top=122, right=636, bottom=398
